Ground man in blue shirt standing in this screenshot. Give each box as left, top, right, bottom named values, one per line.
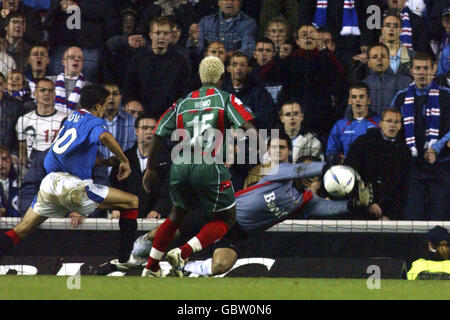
left=326, top=82, right=380, bottom=165
left=196, top=0, right=257, bottom=58
left=0, top=85, right=139, bottom=264
left=99, top=83, right=136, bottom=160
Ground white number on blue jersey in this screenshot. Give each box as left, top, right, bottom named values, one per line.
left=52, top=127, right=77, bottom=154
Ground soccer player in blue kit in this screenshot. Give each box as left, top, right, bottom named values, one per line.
left=0, top=84, right=139, bottom=263
left=129, top=159, right=374, bottom=277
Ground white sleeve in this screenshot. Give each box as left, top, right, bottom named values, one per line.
left=16, top=116, right=25, bottom=141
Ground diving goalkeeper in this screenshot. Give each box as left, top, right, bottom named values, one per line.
left=106, top=161, right=372, bottom=277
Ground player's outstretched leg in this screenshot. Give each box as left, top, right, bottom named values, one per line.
left=0, top=207, right=47, bottom=261
left=142, top=206, right=186, bottom=277
left=181, top=248, right=238, bottom=277
left=119, top=226, right=184, bottom=273
left=142, top=218, right=179, bottom=277
left=167, top=206, right=235, bottom=277
left=132, top=232, right=153, bottom=258
left=99, top=187, right=139, bottom=270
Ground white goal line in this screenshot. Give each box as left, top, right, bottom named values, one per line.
left=1, top=218, right=449, bottom=233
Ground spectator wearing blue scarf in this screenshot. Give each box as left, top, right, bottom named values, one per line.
left=298, top=0, right=377, bottom=69
left=391, top=52, right=450, bottom=221
left=382, top=0, right=430, bottom=53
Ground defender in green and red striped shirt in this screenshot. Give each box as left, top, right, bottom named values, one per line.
left=155, top=85, right=255, bottom=212
left=141, top=56, right=262, bottom=277
left=156, top=85, right=254, bottom=153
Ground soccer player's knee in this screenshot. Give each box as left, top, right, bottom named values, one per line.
left=212, top=250, right=236, bottom=275
left=128, top=194, right=139, bottom=209
left=212, top=259, right=233, bottom=275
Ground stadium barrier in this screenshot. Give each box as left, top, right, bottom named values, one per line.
left=2, top=217, right=448, bottom=232
left=1, top=218, right=449, bottom=278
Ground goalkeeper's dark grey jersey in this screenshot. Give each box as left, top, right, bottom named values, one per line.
left=235, top=162, right=349, bottom=232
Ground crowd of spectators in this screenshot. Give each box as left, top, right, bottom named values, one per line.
left=0, top=0, right=448, bottom=222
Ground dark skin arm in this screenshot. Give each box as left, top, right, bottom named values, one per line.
left=95, top=156, right=120, bottom=167
left=99, top=131, right=131, bottom=181
left=142, top=134, right=164, bottom=193
left=240, top=121, right=267, bottom=161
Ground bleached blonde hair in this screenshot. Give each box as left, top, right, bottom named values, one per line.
left=199, top=56, right=224, bottom=84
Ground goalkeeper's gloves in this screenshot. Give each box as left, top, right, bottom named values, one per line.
left=352, top=179, right=374, bottom=208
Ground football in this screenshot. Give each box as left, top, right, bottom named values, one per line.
left=323, top=165, right=356, bottom=197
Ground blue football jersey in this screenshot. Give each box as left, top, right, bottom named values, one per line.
left=44, top=110, right=108, bottom=180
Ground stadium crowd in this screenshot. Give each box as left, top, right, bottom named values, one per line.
left=0, top=0, right=449, bottom=221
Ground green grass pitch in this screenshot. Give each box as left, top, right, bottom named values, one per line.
left=0, top=276, right=449, bottom=300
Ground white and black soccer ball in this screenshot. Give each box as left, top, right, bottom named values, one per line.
left=323, top=165, right=356, bottom=198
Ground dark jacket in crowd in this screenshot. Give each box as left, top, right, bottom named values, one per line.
left=428, top=0, right=450, bottom=57
left=221, top=73, right=278, bottom=130
left=101, top=34, right=143, bottom=88
left=0, top=95, right=31, bottom=153
left=253, top=55, right=284, bottom=83
left=138, top=2, right=203, bottom=45
left=18, top=149, right=110, bottom=217
left=434, top=74, right=450, bottom=89
left=44, top=0, right=117, bottom=49
left=123, top=46, right=191, bottom=117
left=112, top=0, right=150, bottom=17
left=275, top=47, right=343, bottom=135
left=428, top=0, right=450, bottom=37
left=110, top=143, right=171, bottom=219
left=23, top=64, right=51, bottom=85
left=249, top=58, right=284, bottom=105
left=0, top=38, right=32, bottom=73
left=345, top=127, right=412, bottom=220
left=0, top=166, right=19, bottom=217
left=364, top=68, right=411, bottom=116
left=347, top=46, right=413, bottom=84
left=298, top=0, right=378, bottom=52
left=0, top=3, right=44, bottom=45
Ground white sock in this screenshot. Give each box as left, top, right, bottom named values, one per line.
left=183, top=258, right=213, bottom=276
left=149, top=247, right=164, bottom=260
left=187, top=236, right=203, bottom=253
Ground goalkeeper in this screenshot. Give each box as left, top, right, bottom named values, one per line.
left=111, top=161, right=373, bottom=277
